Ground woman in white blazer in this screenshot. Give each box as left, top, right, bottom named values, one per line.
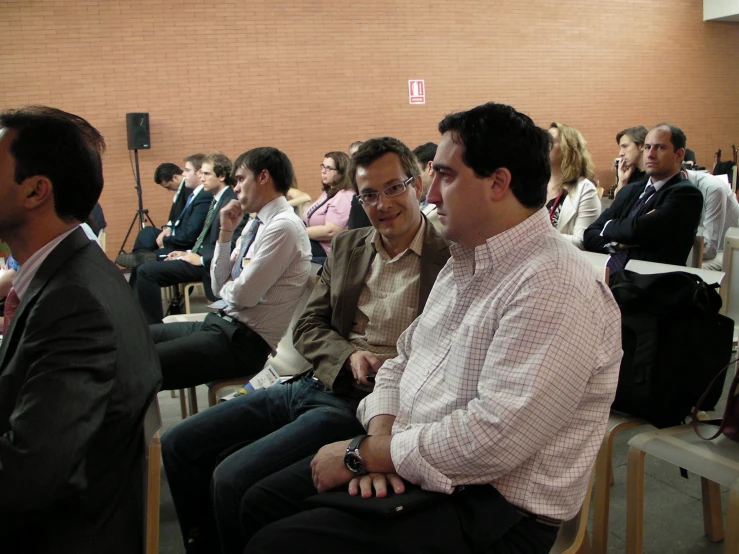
left=547, top=122, right=601, bottom=249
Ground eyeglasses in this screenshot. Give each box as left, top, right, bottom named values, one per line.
left=357, top=176, right=414, bottom=206
left=319, top=164, right=337, bottom=172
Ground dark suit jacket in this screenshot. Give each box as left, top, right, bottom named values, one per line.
left=583, top=173, right=704, bottom=266
left=0, top=228, right=162, bottom=553
left=196, top=186, right=246, bottom=269
left=294, top=217, right=450, bottom=391
left=162, top=188, right=213, bottom=250
left=167, top=180, right=189, bottom=224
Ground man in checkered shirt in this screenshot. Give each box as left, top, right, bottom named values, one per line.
left=245, top=102, right=623, bottom=554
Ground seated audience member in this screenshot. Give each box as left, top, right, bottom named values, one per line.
left=87, top=201, right=107, bottom=235
left=547, top=122, right=601, bottom=249
left=286, top=179, right=312, bottom=215
left=611, top=125, right=648, bottom=198
left=349, top=140, right=363, bottom=156
left=303, top=151, right=355, bottom=258
left=242, top=102, right=622, bottom=554
left=684, top=148, right=697, bottom=167
left=0, top=106, right=161, bottom=552
left=130, top=152, right=246, bottom=324
left=684, top=169, right=739, bottom=270
left=150, top=147, right=311, bottom=390
left=161, top=137, right=450, bottom=554
left=413, top=142, right=443, bottom=233
left=584, top=124, right=703, bottom=272
left=118, top=156, right=210, bottom=267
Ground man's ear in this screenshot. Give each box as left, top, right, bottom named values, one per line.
left=489, top=168, right=512, bottom=201
left=258, top=169, right=270, bottom=186
left=413, top=175, right=423, bottom=199
left=22, top=175, right=53, bottom=209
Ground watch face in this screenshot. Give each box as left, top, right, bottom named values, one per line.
left=344, top=452, right=366, bottom=474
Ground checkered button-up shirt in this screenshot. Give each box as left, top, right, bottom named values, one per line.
left=357, top=209, right=622, bottom=520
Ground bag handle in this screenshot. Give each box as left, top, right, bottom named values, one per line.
left=692, top=357, right=739, bottom=440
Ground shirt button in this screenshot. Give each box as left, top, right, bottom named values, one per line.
left=449, top=323, right=458, bottom=330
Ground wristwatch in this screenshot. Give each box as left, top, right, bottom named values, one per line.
left=344, top=435, right=370, bottom=475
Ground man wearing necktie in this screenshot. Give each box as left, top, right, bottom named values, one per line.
left=584, top=124, right=703, bottom=271
left=116, top=155, right=212, bottom=268
left=149, top=147, right=311, bottom=392
left=130, top=153, right=246, bottom=323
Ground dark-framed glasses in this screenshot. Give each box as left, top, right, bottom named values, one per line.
left=357, top=175, right=414, bottom=206
left=319, top=164, right=337, bottom=172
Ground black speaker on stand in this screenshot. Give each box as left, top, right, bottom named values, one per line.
left=118, top=112, right=156, bottom=255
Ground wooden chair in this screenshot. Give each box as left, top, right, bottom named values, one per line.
left=591, top=412, right=647, bottom=554
left=144, top=396, right=162, bottom=554
left=549, top=471, right=595, bottom=554
left=689, top=234, right=705, bottom=268
left=625, top=420, right=739, bottom=553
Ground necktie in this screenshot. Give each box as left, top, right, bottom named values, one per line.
left=185, top=191, right=195, bottom=207
left=606, top=184, right=656, bottom=274
left=192, top=198, right=218, bottom=254
left=2, top=287, right=20, bottom=336
left=232, top=218, right=262, bottom=280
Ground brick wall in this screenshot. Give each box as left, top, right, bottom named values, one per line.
left=1, top=0, right=737, bottom=256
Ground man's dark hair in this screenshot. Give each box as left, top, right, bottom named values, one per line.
left=349, top=137, right=421, bottom=193
left=0, top=105, right=106, bottom=222
left=183, top=153, right=206, bottom=170
left=684, top=148, right=697, bottom=164
left=651, top=123, right=687, bottom=152
left=438, top=102, right=550, bottom=208
left=154, top=162, right=183, bottom=184
left=413, top=142, right=437, bottom=166
left=204, top=152, right=234, bottom=186
left=232, top=147, right=295, bottom=195
left=616, top=126, right=648, bottom=147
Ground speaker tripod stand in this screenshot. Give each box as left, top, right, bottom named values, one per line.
left=118, top=149, right=156, bottom=255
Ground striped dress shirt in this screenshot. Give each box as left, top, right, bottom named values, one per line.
left=357, top=209, right=622, bottom=520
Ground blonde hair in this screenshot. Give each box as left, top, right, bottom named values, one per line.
left=550, top=122, right=596, bottom=192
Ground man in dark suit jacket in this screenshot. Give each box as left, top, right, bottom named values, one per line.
left=0, top=106, right=161, bottom=553
left=130, top=152, right=247, bottom=324
left=584, top=123, right=704, bottom=269
left=161, top=137, right=450, bottom=554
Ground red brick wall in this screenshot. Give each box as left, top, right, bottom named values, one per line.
left=1, top=0, right=737, bottom=256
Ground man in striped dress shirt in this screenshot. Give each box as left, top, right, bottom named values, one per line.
left=246, top=103, right=623, bottom=554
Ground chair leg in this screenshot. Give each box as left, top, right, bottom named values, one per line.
left=592, top=434, right=612, bottom=554
left=726, top=489, right=739, bottom=554
left=700, top=477, right=724, bottom=542
left=575, top=528, right=592, bottom=554
left=146, top=434, right=161, bottom=554
left=625, top=447, right=646, bottom=554
left=208, top=386, right=217, bottom=408
left=169, top=390, right=176, bottom=399
left=187, top=386, right=198, bottom=415
left=178, top=389, right=188, bottom=419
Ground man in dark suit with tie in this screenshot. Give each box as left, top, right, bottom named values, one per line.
left=131, top=152, right=247, bottom=324
left=0, top=106, right=161, bottom=553
left=584, top=123, right=704, bottom=271
left=117, top=155, right=207, bottom=267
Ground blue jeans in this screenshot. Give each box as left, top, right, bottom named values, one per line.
left=160, top=374, right=366, bottom=554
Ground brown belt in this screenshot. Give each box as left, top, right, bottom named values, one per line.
left=515, top=508, right=563, bottom=528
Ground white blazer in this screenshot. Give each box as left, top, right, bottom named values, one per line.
left=556, top=178, right=601, bottom=250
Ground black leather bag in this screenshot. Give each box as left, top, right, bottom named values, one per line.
left=609, top=270, right=733, bottom=428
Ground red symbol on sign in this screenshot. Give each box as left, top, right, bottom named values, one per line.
left=409, top=80, right=425, bottom=104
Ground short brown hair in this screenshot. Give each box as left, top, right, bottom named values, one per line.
left=349, top=137, right=420, bottom=193
left=204, top=152, right=234, bottom=186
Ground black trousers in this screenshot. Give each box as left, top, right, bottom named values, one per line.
left=150, top=312, right=272, bottom=390
left=129, top=259, right=210, bottom=324
left=133, top=226, right=161, bottom=251
left=243, top=477, right=559, bottom=554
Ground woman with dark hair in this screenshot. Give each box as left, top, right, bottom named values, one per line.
left=302, top=151, right=355, bottom=258
left=547, top=122, right=601, bottom=250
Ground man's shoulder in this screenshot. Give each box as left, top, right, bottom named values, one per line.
left=332, top=226, right=374, bottom=250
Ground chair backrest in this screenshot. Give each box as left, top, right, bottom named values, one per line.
left=267, top=274, right=319, bottom=376
left=687, top=232, right=705, bottom=268
left=549, top=470, right=595, bottom=554
left=720, top=226, right=739, bottom=320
